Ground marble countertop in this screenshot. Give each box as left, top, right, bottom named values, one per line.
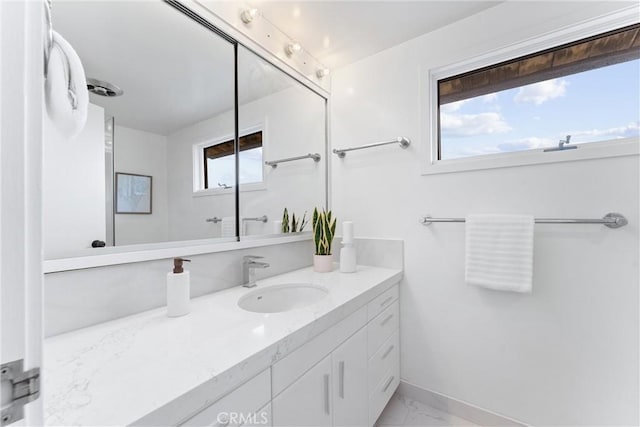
left=44, top=265, right=403, bottom=426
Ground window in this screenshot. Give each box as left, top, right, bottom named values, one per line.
left=202, top=131, right=263, bottom=190
left=433, top=23, right=639, bottom=166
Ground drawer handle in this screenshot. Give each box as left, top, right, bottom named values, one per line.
left=380, top=296, right=394, bottom=308
left=339, top=361, right=345, bottom=399
left=382, top=345, right=395, bottom=360
left=324, top=374, right=330, bottom=414
left=382, top=376, right=395, bottom=393
left=380, top=313, right=394, bottom=326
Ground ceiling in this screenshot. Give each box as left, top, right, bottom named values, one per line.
left=246, top=1, right=502, bottom=69
left=54, top=1, right=295, bottom=135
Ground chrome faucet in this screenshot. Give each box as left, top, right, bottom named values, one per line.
left=242, top=255, right=270, bottom=288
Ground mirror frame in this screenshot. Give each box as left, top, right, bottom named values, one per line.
left=44, top=0, right=329, bottom=273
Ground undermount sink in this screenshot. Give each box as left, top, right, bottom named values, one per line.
left=238, top=283, right=329, bottom=313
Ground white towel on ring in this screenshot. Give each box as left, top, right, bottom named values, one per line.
left=221, top=216, right=235, bottom=238
left=465, top=214, right=534, bottom=293
left=45, top=31, right=88, bottom=139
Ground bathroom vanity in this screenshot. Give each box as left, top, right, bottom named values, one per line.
left=44, top=265, right=402, bottom=426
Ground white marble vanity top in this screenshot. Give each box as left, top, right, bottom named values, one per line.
left=44, top=265, right=402, bottom=426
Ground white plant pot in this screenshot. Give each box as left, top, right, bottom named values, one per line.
left=313, top=254, right=333, bottom=273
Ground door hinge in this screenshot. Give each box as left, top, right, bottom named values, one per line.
left=1, top=360, right=40, bottom=426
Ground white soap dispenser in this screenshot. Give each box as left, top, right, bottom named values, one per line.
left=340, top=221, right=357, bottom=273
left=167, top=257, right=191, bottom=317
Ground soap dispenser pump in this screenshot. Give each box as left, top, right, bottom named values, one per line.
left=167, top=257, right=191, bottom=317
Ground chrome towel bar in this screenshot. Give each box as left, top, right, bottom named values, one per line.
left=265, top=153, right=321, bottom=168
left=205, top=217, right=222, bottom=223
left=333, top=137, right=410, bottom=158
left=243, top=216, right=268, bottom=223
left=419, top=213, right=628, bottom=229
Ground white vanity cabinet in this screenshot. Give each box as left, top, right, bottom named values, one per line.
left=180, top=369, right=272, bottom=427
left=271, top=283, right=400, bottom=427
left=272, top=355, right=333, bottom=426
left=181, top=283, right=400, bottom=427
left=331, top=327, right=368, bottom=427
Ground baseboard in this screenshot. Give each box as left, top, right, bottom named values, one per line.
left=397, top=380, right=528, bottom=427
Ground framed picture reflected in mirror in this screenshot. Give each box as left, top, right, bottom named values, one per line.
left=115, top=172, right=152, bottom=214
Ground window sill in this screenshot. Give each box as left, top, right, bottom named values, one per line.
left=192, top=182, right=266, bottom=197
left=421, top=138, right=639, bottom=175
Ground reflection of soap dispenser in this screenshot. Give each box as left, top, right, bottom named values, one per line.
left=167, top=257, right=191, bottom=317
left=340, top=221, right=357, bottom=273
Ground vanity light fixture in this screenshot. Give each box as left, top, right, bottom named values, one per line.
left=316, top=68, right=330, bottom=79
left=285, top=41, right=302, bottom=56
left=240, top=8, right=258, bottom=24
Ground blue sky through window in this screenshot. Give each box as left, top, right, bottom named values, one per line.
left=439, top=59, right=640, bottom=160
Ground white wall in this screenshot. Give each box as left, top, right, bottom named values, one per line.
left=331, top=2, right=639, bottom=425
left=44, top=103, right=106, bottom=258
left=167, top=85, right=325, bottom=240
left=166, top=109, right=236, bottom=241
left=114, top=125, right=169, bottom=245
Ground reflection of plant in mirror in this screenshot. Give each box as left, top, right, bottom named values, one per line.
left=282, top=209, right=309, bottom=233
left=298, top=211, right=309, bottom=232
left=282, top=208, right=290, bottom=233
left=313, top=208, right=336, bottom=256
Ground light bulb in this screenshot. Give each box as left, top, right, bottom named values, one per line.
left=285, top=41, right=302, bottom=56
left=240, top=8, right=258, bottom=24
left=316, top=68, right=330, bottom=79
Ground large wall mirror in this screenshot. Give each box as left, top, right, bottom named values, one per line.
left=43, top=1, right=327, bottom=261
left=238, top=46, right=327, bottom=239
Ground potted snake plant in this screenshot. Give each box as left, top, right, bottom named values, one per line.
left=312, top=207, right=337, bottom=272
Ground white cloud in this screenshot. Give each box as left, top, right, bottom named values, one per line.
left=496, top=137, right=555, bottom=152
left=570, top=122, right=640, bottom=139
left=441, top=112, right=511, bottom=137
left=481, top=93, right=498, bottom=103
left=514, top=78, right=568, bottom=105
left=440, top=99, right=469, bottom=113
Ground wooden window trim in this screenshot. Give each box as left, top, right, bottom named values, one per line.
left=439, top=23, right=640, bottom=105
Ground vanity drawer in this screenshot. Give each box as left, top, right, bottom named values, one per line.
left=368, top=365, right=400, bottom=426
left=368, top=330, right=399, bottom=394
left=367, top=301, right=399, bottom=357
left=367, top=284, right=399, bottom=321
left=181, top=369, right=271, bottom=427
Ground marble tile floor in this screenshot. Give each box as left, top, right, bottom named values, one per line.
left=377, top=393, right=479, bottom=427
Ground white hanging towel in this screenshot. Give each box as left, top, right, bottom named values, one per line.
left=238, top=217, right=248, bottom=236
left=465, top=214, right=534, bottom=293
left=221, top=217, right=235, bottom=238
left=45, top=31, right=89, bottom=139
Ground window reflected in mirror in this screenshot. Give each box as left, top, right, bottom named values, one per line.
left=202, top=130, right=264, bottom=190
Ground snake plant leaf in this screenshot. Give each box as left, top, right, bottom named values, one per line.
left=291, top=213, right=298, bottom=233
left=282, top=208, right=290, bottom=233
left=311, top=207, right=337, bottom=255
left=299, top=211, right=308, bottom=232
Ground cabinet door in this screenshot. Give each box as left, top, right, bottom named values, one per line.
left=181, top=369, right=271, bottom=427
left=332, top=328, right=368, bottom=427
left=272, top=355, right=332, bottom=427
